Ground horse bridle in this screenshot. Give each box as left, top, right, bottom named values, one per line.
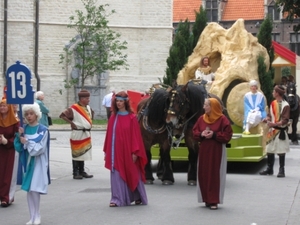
left=286, top=85, right=299, bottom=111
left=167, top=89, right=190, bottom=128
left=167, top=87, right=204, bottom=149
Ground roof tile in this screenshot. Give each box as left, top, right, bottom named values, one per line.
left=173, top=0, right=265, bottom=22
left=222, top=0, right=264, bottom=21
left=173, top=0, right=202, bottom=22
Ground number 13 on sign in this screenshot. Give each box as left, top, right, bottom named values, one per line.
left=8, top=71, right=27, bottom=99
left=6, top=61, right=35, bottom=104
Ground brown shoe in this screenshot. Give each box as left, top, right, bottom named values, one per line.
left=80, top=172, right=93, bottom=178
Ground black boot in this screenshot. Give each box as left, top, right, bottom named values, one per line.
left=72, top=160, right=83, bottom=179
left=259, top=153, right=275, bottom=175
left=78, top=161, right=93, bottom=178
left=277, top=154, right=285, bottom=178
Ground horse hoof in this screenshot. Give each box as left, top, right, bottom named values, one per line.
left=188, top=180, right=196, bottom=186
left=292, top=141, right=299, bottom=145
left=145, top=180, right=154, bottom=185
left=162, top=180, right=174, bottom=185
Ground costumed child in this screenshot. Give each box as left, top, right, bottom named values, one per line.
left=14, top=103, right=50, bottom=225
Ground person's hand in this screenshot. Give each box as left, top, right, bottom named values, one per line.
left=0, top=134, right=7, bottom=145
left=20, top=136, right=27, bottom=144
left=205, top=130, right=214, bottom=139
left=132, top=154, right=137, bottom=163
left=201, top=130, right=209, bottom=137
left=18, top=127, right=24, bottom=134
left=202, top=130, right=213, bottom=139
left=262, top=118, right=269, bottom=123
left=71, top=122, right=77, bottom=130
left=267, top=121, right=277, bottom=128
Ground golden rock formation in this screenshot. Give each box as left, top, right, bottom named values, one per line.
left=177, top=19, right=270, bottom=128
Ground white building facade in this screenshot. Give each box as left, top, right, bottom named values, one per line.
left=0, top=0, right=173, bottom=118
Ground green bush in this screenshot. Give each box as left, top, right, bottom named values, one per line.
left=52, top=118, right=107, bottom=125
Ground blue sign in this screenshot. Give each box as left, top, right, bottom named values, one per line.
left=5, top=61, right=35, bottom=104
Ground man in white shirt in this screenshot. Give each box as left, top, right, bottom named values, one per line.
left=102, top=90, right=115, bottom=119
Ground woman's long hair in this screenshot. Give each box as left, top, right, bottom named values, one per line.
left=111, top=91, right=134, bottom=114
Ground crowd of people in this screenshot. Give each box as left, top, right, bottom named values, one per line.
left=0, top=69, right=295, bottom=224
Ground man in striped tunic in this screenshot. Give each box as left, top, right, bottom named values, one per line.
left=60, top=90, right=94, bottom=179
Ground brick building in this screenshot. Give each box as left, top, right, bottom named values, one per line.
left=0, top=0, right=173, bottom=118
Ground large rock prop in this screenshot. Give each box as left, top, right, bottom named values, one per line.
left=177, top=19, right=270, bottom=128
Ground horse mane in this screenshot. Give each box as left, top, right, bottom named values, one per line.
left=147, top=88, right=169, bottom=122
left=185, top=81, right=205, bottom=121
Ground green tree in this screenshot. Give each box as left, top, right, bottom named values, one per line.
left=257, top=16, right=274, bottom=105
left=163, top=7, right=207, bottom=86
left=276, top=0, right=300, bottom=31
left=257, top=16, right=274, bottom=68
left=163, top=19, right=191, bottom=85
left=281, top=67, right=291, bottom=77
left=257, top=55, right=274, bottom=105
left=59, top=0, right=128, bottom=89
left=191, top=5, right=207, bottom=50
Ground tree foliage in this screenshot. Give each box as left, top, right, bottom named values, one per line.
left=59, top=0, right=128, bottom=89
left=164, top=20, right=191, bottom=85
left=257, top=16, right=274, bottom=67
left=276, top=0, right=300, bottom=31
left=257, top=55, right=274, bottom=106
left=163, top=7, right=207, bottom=85
left=257, top=16, right=275, bottom=105
left=191, top=6, right=207, bottom=49
left=281, top=67, right=291, bottom=77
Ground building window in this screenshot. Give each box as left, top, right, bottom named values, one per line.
left=206, top=0, right=218, bottom=22
left=272, top=33, right=280, bottom=42
left=290, top=33, right=300, bottom=55
left=268, top=4, right=281, bottom=21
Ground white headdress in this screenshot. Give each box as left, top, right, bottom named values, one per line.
left=249, top=80, right=258, bottom=87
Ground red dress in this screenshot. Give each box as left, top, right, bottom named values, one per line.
left=103, top=112, right=148, bottom=206
left=0, top=123, right=19, bottom=204
left=193, top=115, right=232, bottom=205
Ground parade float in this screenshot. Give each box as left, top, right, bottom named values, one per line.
left=130, top=19, right=273, bottom=162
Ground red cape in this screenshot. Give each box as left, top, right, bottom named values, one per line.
left=103, top=113, right=147, bottom=191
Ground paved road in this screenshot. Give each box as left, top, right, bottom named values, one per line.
left=1, top=130, right=300, bottom=225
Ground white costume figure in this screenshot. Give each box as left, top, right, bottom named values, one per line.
left=14, top=103, right=50, bottom=225
left=243, top=80, right=267, bottom=134
left=195, top=56, right=215, bottom=91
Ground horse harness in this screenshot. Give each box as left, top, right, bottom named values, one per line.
left=137, top=95, right=168, bottom=134
left=286, top=84, right=299, bottom=111
left=167, top=89, right=191, bottom=128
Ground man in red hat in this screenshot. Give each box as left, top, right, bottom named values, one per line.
left=60, top=89, right=94, bottom=179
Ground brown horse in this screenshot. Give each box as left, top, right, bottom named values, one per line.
left=165, top=81, right=226, bottom=185
left=137, top=88, right=176, bottom=184
left=165, top=81, right=206, bottom=185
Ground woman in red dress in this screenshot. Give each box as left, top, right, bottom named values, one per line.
left=193, top=98, right=232, bottom=210
left=103, top=91, right=148, bottom=207
left=0, top=97, right=19, bottom=207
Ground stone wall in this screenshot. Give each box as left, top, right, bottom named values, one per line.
left=0, top=0, right=173, bottom=119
